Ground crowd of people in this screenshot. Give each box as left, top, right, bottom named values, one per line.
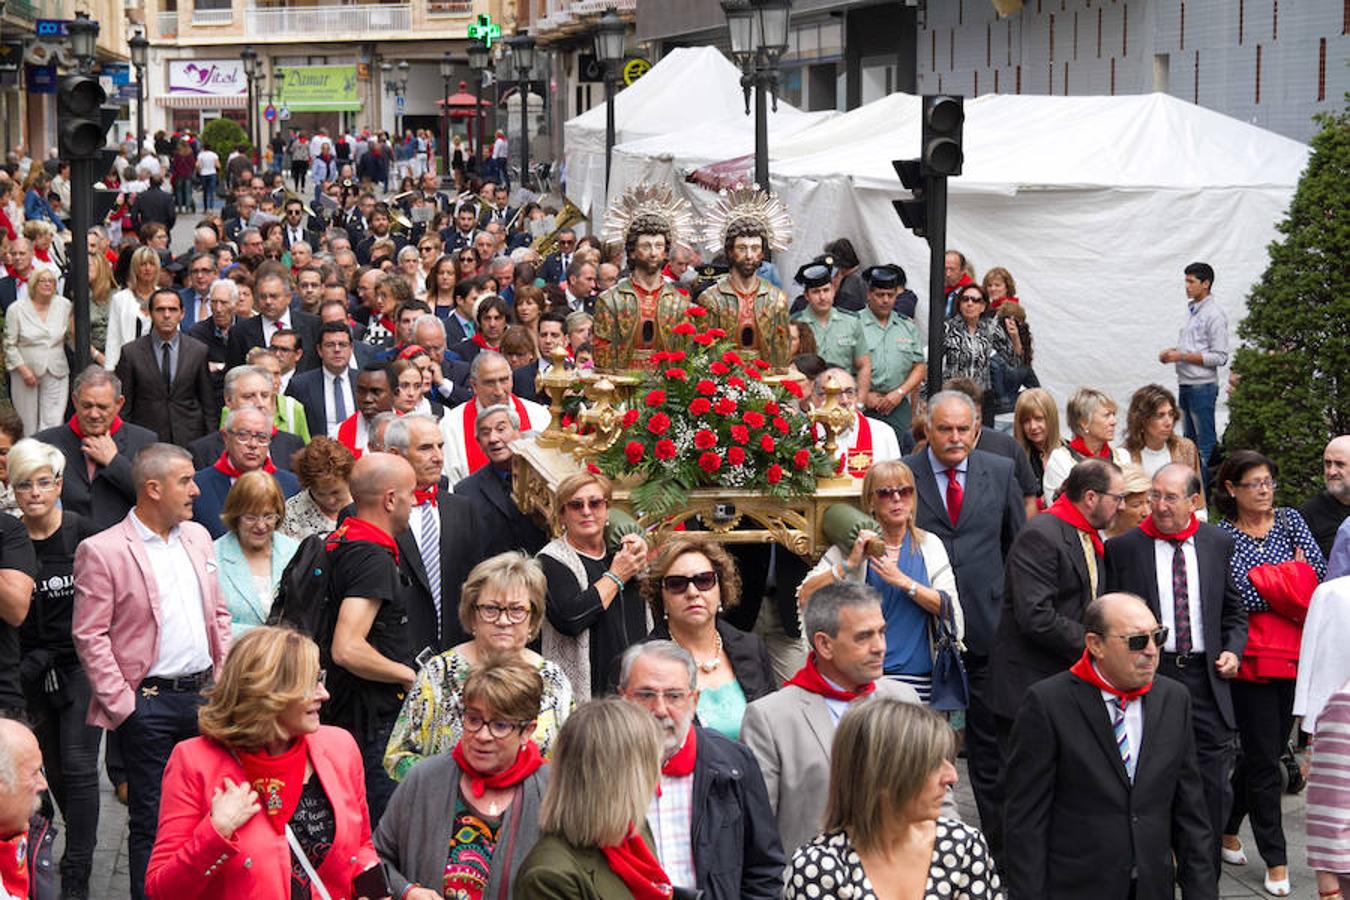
left=0, top=137, right=1345, bottom=900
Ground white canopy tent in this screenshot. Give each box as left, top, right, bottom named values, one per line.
left=760, top=92, right=1309, bottom=418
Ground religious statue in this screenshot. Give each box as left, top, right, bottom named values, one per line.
left=695, top=187, right=793, bottom=370
left=591, top=184, right=696, bottom=372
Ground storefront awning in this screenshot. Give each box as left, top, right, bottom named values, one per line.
left=159, top=94, right=247, bottom=109
left=272, top=100, right=363, bottom=112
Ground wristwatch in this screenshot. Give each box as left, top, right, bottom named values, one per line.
left=904, top=581, right=918, bottom=599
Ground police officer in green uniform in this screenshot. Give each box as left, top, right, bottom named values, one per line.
left=858, top=264, right=927, bottom=443
left=791, top=257, right=873, bottom=400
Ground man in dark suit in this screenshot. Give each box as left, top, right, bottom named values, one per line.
left=114, top=288, right=217, bottom=448
left=989, top=458, right=1124, bottom=725
left=225, top=270, right=321, bottom=371
left=411, top=315, right=474, bottom=408
left=280, top=196, right=322, bottom=250
left=191, top=407, right=300, bottom=539
left=538, top=228, right=576, bottom=285
left=385, top=415, right=484, bottom=656
left=476, top=185, right=515, bottom=230
left=353, top=205, right=407, bottom=266
left=452, top=403, right=547, bottom=557
left=287, top=320, right=359, bottom=440
left=1005, top=592, right=1218, bottom=900
left=188, top=365, right=304, bottom=472
left=1104, top=462, right=1247, bottom=876
left=903, top=389, right=1024, bottom=858
left=187, top=279, right=238, bottom=413
left=35, top=367, right=158, bottom=531
left=438, top=203, right=480, bottom=254
left=177, top=251, right=218, bottom=329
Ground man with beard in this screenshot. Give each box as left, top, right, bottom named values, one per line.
left=591, top=186, right=694, bottom=372
left=618, top=641, right=785, bottom=899
left=1300, top=434, right=1350, bottom=558
left=695, top=190, right=792, bottom=370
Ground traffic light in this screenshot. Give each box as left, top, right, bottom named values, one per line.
left=58, top=75, right=117, bottom=160
left=921, top=95, right=964, bottom=177
left=892, top=158, right=926, bottom=238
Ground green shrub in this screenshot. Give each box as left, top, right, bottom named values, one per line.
left=200, top=117, right=251, bottom=158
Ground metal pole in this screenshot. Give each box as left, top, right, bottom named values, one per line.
left=70, top=156, right=94, bottom=373
left=135, top=66, right=146, bottom=149
left=924, top=173, right=948, bottom=400
left=441, top=78, right=450, bottom=179
left=246, top=76, right=255, bottom=167
left=753, top=64, right=768, bottom=189
left=519, top=75, right=529, bottom=190
left=473, top=73, right=484, bottom=167
left=604, top=69, right=615, bottom=194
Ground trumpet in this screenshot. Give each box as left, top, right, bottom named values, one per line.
left=533, top=198, right=587, bottom=256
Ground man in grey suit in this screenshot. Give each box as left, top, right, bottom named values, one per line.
left=903, top=390, right=1024, bottom=862
left=741, top=581, right=944, bottom=855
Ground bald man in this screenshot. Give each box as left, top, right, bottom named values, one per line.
left=322, top=452, right=416, bottom=825
left=1301, top=434, right=1350, bottom=558
left=0, top=720, right=46, bottom=897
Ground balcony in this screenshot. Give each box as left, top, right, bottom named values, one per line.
left=243, top=3, right=412, bottom=36
left=6, top=0, right=42, bottom=21
left=157, top=10, right=180, bottom=36
left=191, top=6, right=234, bottom=24
left=425, top=0, right=472, bottom=14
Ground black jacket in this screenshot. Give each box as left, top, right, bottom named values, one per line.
left=130, top=186, right=175, bottom=231
left=636, top=618, right=777, bottom=705
left=188, top=428, right=305, bottom=473
left=225, top=310, right=322, bottom=371
left=724, top=544, right=809, bottom=639
left=394, top=488, right=486, bottom=656
left=452, top=465, right=548, bottom=559
left=33, top=420, right=158, bottom=531
left=113, top=333, right=217, bottom=447
left=686, top=725, right=786, bottom=900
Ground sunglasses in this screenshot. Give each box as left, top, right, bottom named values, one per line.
left=662, top=571, right=718, bottom=594
left=564, top=497, right=608, bottom=513
left=1104, top=626, right=1170, bottom=652
left=873, top=485, right=915, bottom=500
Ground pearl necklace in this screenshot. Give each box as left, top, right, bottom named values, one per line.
left=678, top=630, right=723, bottom=673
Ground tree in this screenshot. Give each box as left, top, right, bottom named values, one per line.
left=200, top=117, right=251, bottom=158
left=1223, top=104, right=1349, bottom=504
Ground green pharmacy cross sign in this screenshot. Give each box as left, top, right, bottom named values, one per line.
left=468, top=14, right=502, bottom=48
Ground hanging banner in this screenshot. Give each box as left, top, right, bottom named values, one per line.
left=168, top=59, right=247, bottom=96
left=273, top=65, right=360, bottom=112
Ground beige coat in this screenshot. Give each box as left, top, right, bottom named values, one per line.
left=4, top=294, right=71, bottom=376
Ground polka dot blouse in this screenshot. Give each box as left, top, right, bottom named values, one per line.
left=786, top=819, right=1005, bottom=900
left=1217, top=508, right=1326, bottom=613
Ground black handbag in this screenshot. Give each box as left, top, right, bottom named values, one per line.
left=928, top=590, right=969, bottom=712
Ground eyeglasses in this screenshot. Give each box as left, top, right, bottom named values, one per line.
left=564, top=497, right=608, bottom=513
left=13, top=476, right=60, bottom=494
left=240, top=513, right=280, bottom=527
left=475, top=603, right=531, bottom=624
left=1100, top=491, right=1128, bottom=503
left=661, top=571, right=718, bottom=594
left=630, top=689, right=692, bottom=706
left=1236, top=479, right=1277, bottom=491
left=1100, top=626, right=1169, bottom=652
left=190, top=267, right=215, bottom=275
left=227, top=430, right=273, bottom=445
left=1147, top=491, right=1192, bottom=504
left=269, top=345, right=298, bottom=355
left=959, top=294, right=986, bottom=304
left=872, top=485, right=915, bottom=500
left=462, top=710, right=528, bottom=739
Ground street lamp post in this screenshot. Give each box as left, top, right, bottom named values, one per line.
left=508, top=32, right=534, bottom=191
left=241, top=45, right=259, bottom=166
left=395, top=60, right=410, bottom=137
left=594, top=8, right=625, bottom=195
left=723, top=0, right=791, bottom=190
left=66, top=11, right=99, bottom=373
left=128, top=30, right=148, bottom=150
left=466, top=39, right=491, bottom=164
left=440, top=52, right=453, bottom=180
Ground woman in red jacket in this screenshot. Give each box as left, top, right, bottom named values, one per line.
left=146, top=626, right=387, bottom=899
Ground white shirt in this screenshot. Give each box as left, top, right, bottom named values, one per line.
left=130, top=511, right=213, bottom=678
left=325, top=369, right=354, bottom=438
left=1137, top=445, right=1173, bottom=477
left=279, top=368, right=295, bottom=394
left=262, top=314, right=289, bottom=344
left=1153, top=534, right=1205, bottom=653
left=1094, top=662, right=1144, bottom=774
left=197, top=150, right=219, bottom=176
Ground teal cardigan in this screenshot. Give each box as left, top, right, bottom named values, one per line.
left=213, top=530, right=300, bottom=639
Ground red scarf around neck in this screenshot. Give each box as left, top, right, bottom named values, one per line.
left=462, top=397, right=531, bottom=474
left=68, top=413, right=124, bottom=441
left=471, top=332, right=496, bottom=351
left=451, top=739, right=545, bottom=798
left=326, top=516, right=399, bottom=564
left=600, top=828, right=675, bottom=900
left=1046, top=492, right=1105, bottom=556
left=236, top=736, right=308, bottom=835
left=0, top=831, right=28, bottom=900
left=414, top=484, right=438, bottom=506
left=1067, top=435, right=1112, bottom=460
left=213, top=451, right=276, bottom=478
left=661, top=726, right=697, bottom=778
left=336, top=413, right=365, bottom=459
left=1069, top=649, right=1154, bottom=706
left=1138, top=513, right=1200, bottom=543
left=784, top=653, right=877, bottom=702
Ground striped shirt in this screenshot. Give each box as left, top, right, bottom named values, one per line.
left=648, top=771, right=696, bottom=889
left=1306, top=683, right=1350, bottom=872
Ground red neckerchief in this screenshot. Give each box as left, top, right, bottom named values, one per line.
left=414, top=484, right=438, bottom=506
left=1138, top=514, right=1199, bottom=543
left=375, top=314, right=396, bottom=334
left=462, top=397, right=530, bottom=473
left=0, top=831, right=28, bottom=900
left=1069, top=649, right=1153, bottom=706
left=661, top=726, right=697, bottom=778
left=784, top=653, right=877, bottom=702
left=336, top=413, right=364, bottom=459
left=946, top=274, right=974, bottom=294
left=1067, top=435, right=1112, bottom=460
left=236, top=736, right=308, bottom=835
left=990, top=295, right=1020, bottom=310
left=213, top=451, right=276, bottom=478
left=326, top=516, right=399, bottom=564
left=68, top=413, right=124, bottom=440
left=600, top=828, right=674, bottom=900
left=451, top=740, right=545, bottom=798
left=33, top=246, right=51, bottom=263
left=1046, top=493, right=1105, bottom=556
left=471, top=332, right=494, bottom=351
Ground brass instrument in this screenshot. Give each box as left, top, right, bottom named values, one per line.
left=532, top=197, right=587, bottom=255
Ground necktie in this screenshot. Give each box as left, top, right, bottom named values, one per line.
left=945, top=469, right=964, bottom=525
left=161, top=342, right=172, bottom=389
left=332, top=374, right=347, bottom=422
left=1171, top=540, right=1192, bottom=654
left=418, top=502, right=442, bottom=639
left=1113, top=698, right=1135, bottom=781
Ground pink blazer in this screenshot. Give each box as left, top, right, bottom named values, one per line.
left=71, top=513, right=233, bottom=729
left=146, top=725, right=380, bottom=900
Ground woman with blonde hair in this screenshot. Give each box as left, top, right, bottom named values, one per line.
left=86, top=251, right=115, bottom=366
left=538, top=471, right=650, bottom=701
left=105, top=244, right=159, bottom=369
left=22, top=219, right=62, bottom=285
left=384, top=552, right=573, bottom=780
left=1013, top=387, right=1061, bottom=512
left=799, top=460, right=961, bottom=703
left=4, top=267, right=71, bottom=434
left=146, top=626, right=382, bottom=899
left=787, top=699, right=1002, bottom=898
left=214, top=470, right=299, bottom=639
left=513, top=698, right=677, bottom=899
left=1042, top=386, right=1131, bottom=497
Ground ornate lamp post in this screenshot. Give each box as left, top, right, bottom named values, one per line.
left=440, top=52, right=454, bottom=180
left=128, top=30, right=148, bottom=149
left=594, top=8, right=625, bottom=194
left=508, top=32, right=534, bottom=190
left=241, top=45, right=259, bottom=165
left=723, top=0, right=791, bottom=189
left=466, top=38, right=491, bottom=161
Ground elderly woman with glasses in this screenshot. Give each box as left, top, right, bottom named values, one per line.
left=799, top=460, right=961, bottom=703
left=1214, top=450, right=1326, bottom=894
left=384, top=552, right=572, bottom=782
left=633, top=537, right=775, bottom=740
left=376, top=657, right=551, bottom=900
left=146, top=627, right=383, bottom=900
left=10, top=438, right=101, bottom=898
left=214, top=470, right=299, bottom=639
